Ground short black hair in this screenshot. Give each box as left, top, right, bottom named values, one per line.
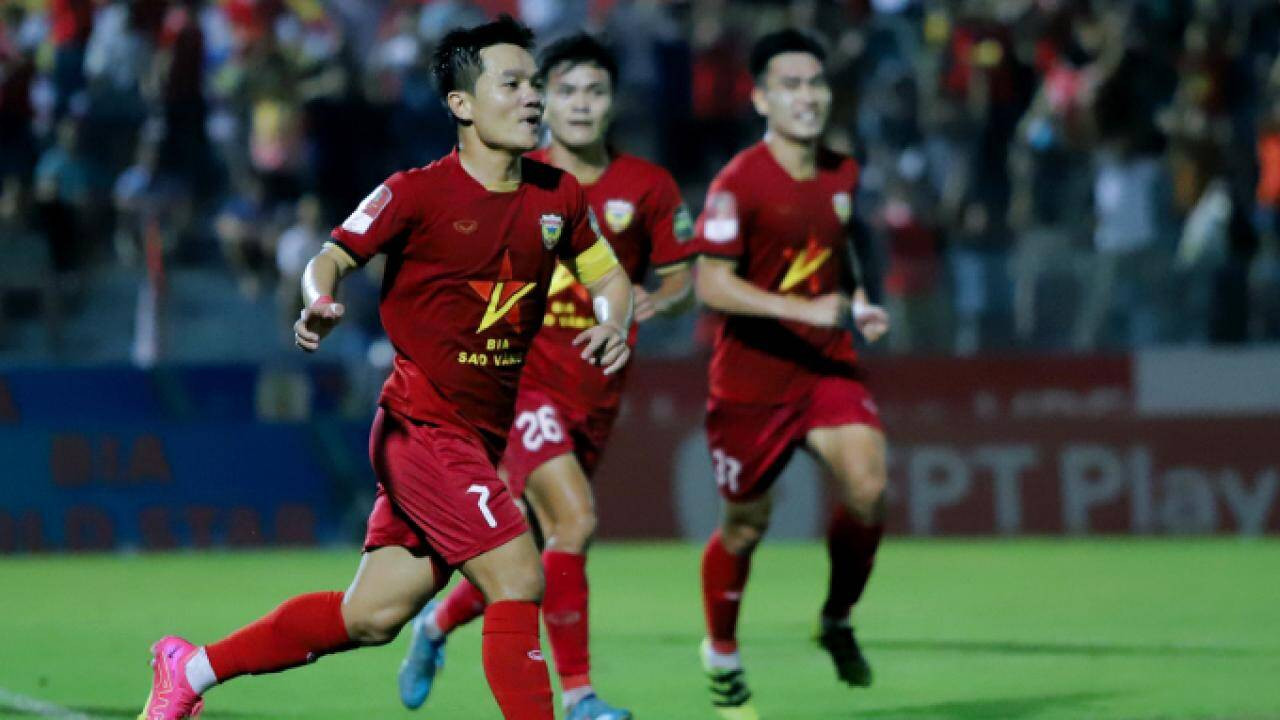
left=749, top=29, right=826, bottom=81
left=538, top=33, right=619, bottom=86
left=432, top=14, right=536, bottom=99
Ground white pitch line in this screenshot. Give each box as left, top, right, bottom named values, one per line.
left=0, top=686, right=95, bottom=720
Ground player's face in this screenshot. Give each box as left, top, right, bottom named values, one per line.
left=753, top=52, right=831, bottom=142
left=464, top=44, right=545, bottom=152
left=544, top=61, right=613, bottom=150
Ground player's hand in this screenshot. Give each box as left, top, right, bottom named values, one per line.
left=799, top=293, right=851, bottom=328
left=633, top=286, right=656, bottom=323
left=853, top=296, right=890, bottom=342
left=573, top=322, right=630, bottom=376
left=294, top=295, right=344, bottom=352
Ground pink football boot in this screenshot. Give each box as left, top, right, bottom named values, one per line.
left=137, top=636, right=205, bottom=720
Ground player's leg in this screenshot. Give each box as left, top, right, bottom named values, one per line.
left=526, top=454, right=595, bottom=697
left=701, top=493, right=773, bottom=720
left=805, top=421, right=887, bottom=687
left=140, top=545, right=442, bottom=720
left=700, top=397, right=801, bottom=720
left=523, top=452, right=630, bottom=719
left=704, top=492, right=774, bottom=653
left=460, top=530, right=555, bottom=720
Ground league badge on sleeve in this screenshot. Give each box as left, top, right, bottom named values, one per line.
left=540, top=213, right=564, bottom=249
left=832, top=192, right=852, bottom=225
left=703, top=191, right=739, bottom=243
left=342, top=184, right=392, bottom=234
left=673, top=203, right=694, bottom=242
left=603, top=199, right=635, bottom=234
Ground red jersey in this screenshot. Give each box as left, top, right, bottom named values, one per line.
left=695, top=142, right=861, bottom=405
left=331, top=150, right=611, bottom=455
left=519, top=150, right=694, bottom=413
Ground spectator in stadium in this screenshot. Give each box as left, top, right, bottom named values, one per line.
left=1255, top=77, right=1280, bottom=340
left=1074, top=6, right=1176, bottom=350
left=1007, top=37, right=1092, bottom=348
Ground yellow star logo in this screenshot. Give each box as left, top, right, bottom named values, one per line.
left=779, top=236, right=831, bottom=294
left=468, top=250, right=538, bottom=333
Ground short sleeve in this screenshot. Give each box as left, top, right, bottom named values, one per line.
left=838, top=160, right=860, bottom=229
left=557, top=181, right=605, bottom=260
left=329, top=172, right=418, bottom=264
left=558, top=182, right=619, bottom=285
left=694, top=173, right=745, bottom=261
left=644, top=169, right=697, bottom=271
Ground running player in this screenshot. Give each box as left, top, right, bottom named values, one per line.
left=691, top=29, right=891, bottom=720
left=135, top=17, right=634, bottom=720
left=398, top=33, right=696, bottom=720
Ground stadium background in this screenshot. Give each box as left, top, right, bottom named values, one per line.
left=1, top=1, right=1278, bottom=718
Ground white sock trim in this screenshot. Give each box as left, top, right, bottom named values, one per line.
left=561, top=685, right=594, bottom=709
left=422, top=610, right=444, bottom=642
left=702, top=643, right=742, bottom=671
left=184, top=647, right=217, bottom=695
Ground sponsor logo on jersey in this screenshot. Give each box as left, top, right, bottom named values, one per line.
left=453, top=219, right=478, bottom=234
left=703, top=191, right=739, bottom=243
left=832, top=192, right=852, bottom=225
left=468, top=249, right=538, bottom=333
left=674, top=203, right=694, bottom=242
left=603, top=199, right=635, bottom=234
left=540, top=213, right=564, bottom=249
left=779, top=242, right=832, bottom=293
left=547, top=263, right=579, bottom=297
left=341, top=184, right=392, bottom=234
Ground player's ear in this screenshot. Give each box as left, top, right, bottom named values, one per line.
left=447, top=90, right=474, bottom=125
left=750, top=83, right=769, bottom=118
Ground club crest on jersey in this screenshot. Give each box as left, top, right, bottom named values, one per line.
left=832, top=192, right=852, bottom=225
left=603, top=199, right=635, bottom=234
left=540, top=213, right=564, bottom=249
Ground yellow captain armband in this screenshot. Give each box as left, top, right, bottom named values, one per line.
left=572, top=238, right=620, bottom=286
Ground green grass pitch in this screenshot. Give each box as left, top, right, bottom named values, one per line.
left=1, top=540, right=1278, bottom=719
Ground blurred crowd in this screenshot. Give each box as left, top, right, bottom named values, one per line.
left=1, top=0, right=1278, bottom=363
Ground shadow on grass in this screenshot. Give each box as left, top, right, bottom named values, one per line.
left=867, top=638, right=1275, bottom=658
left=854, top=690, right=1117, bottom=719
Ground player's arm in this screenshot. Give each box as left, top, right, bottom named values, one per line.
left=694, top=180, right=847, bottom=327
left=695, top=256, right=849, bottom=328
left=574, top=249, right=633, bottom=376
left=293, top=243, right=358, bottom=352
left=636, top=176, right=698, bottom=321
left=295, top=174, right=413, bottom=352
left=840, top=214, right=890, bottom=343
left=635, top=263, right=695, bottom=321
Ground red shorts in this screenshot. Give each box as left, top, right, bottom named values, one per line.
left=499, top=388, right=619, bottom=498
left=705, top=375, right=882, bottom=502
left=363, top=408, right=527, bottom=567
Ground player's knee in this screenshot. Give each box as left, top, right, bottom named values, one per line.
left=721, top=519, right=768, bottom=555
left=344, top=603, right=414, bottom=646
left=844, top=464, right=887, bottom=524
left=548, top=510, right=596, bottom=553
left=478, top=563, right=545, bottom=604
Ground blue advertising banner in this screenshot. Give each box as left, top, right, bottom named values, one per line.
left=0, top=423, right=354, bottom=552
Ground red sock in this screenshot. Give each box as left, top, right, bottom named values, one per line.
left=701, top=530, right=752, bottom=653
left=482, top=600, right=554, bottom=720
left=435, top=578, right=487, bottom=635
left=822, top=506, right=884, bottom=621
left=205, top=591, right=354, bottom=681
left=542, top=550, right=590, bottom=690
